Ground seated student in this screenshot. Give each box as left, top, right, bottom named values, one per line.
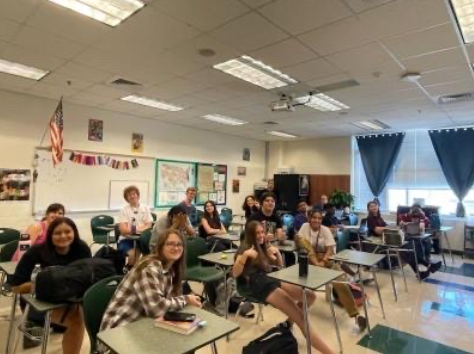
left=400, top=204, right=441, bottom=274
left=179, top=187, right=198, bottom=227
left=247, top=192, right=285, bottom=243
left=364, top=202, right=436, bottom=280
left=150, top=205, right=195, bottom=252
left=100, top=229, right=202, bottom=331
left=9, top=217, right=91, bottom=354
left=118, top=186, right=153, bottom=268
left=294, top=200, right=308, bottom=231
left=242, top=195, right=259, bottom=220
left=233, top=221, right=334, bottom=354
left=322, top=204, right=344, bottom=230
left=199, top=200, right=228, bottom=252
left=312, top=195, right=328, bottom=212
left=296, top=211, right=367, bottom=332
left=12, top=203, right=65, bottom=261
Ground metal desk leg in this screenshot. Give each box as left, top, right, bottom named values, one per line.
left=41, top=311, right=53, bottom=354
left=13, top=303, right=30, bottom=354
left=440, top=234, right=447, bottom=267
left=357, top=267, right=371, bottom=336
left=211, top=342, right=218, bottom=354
left=386, top=249, right=397, bottom=302
left=443, top=230, right=455, bottom=263
left=395, top=249, right=408, bottom=292
left=371, top=269, right=386, bottom=319
left=302, top=289, right=312, bottom=354
left=412, top=240, right=421, bottom=283
left=5, top=293, right=18, bottom=354
left=328, top=284, right=343, bottom=353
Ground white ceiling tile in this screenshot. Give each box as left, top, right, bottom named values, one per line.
left=284, top=58, right=343, bottom=82
left=419, top=66, right=473, bottom=87
left=305, top=73, right=354, bottom=88
left=383, top=23, right=459, bottom=60
left=342, top=0, right=395, bottom=13
left=424, top=80, right=474, bottom=97
left=210, top=12, right=288, bottom=52
left=0, top=0, right=40, bottom=22
left=0, top=17, right=22, bottom=42
left=259, top=0, right=351, bottom=35
left=27, top=81, right=79, bottom=99
left=68, top=92, right=113, bottom=106
left=152, top=0, right=249, bottom=31
left=359, top=0, right=450, bottom=40
left=54, top=62, right=113, bottom=84
left=240, top=0, right=275, bottom=8
left=0, top=72, right=37, bottom=91
left=251, top=38, right=317, bottom=68
left=85, top=85, right=131, bottom=99
left=299, top=17, right=374, bottom=56
left=138, top=78, right=206, bottom=100
left=184, top=68, right=235, bottom=88
left=402, top=47, right=468, bottom=73
left=41, top=72, right=94, bottom=92
left=2, top=43, right=65, bottom=71
left=172, top=94, right=213, bottom=108
left=99, top=100, right=140, bottom=113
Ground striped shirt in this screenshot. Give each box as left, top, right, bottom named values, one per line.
left=100, top=259, right=188, bottom=331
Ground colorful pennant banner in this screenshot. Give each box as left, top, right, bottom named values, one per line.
left=69, top=152, right=139, bottom=170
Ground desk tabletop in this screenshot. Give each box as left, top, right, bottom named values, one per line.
left=330, top=250, right=385, bottom=267
left=214, top=233, right=240, bottom=242
left=439, top=226, right=453, bottom=232
left=97, top=307, right=239, bottom=354
left=96, top=226, right=115, bottom=231
left=274, top=240, right=296, bottom=253
left=199, top=251, right=236, bottom=267
left=363, top=236, right=409, bottom=248
left=0, top=261, right=17, bottom=275
left=21, top=294, right=68, bottom=312
left=267, top=264, right=344, bottom=290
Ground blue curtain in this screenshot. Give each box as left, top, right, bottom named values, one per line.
left=429, top=128, right=474, bottom=217
left=356, top=133, right=405, bottom=205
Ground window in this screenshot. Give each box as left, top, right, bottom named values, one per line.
left=352, top=130, right=474, bottom=216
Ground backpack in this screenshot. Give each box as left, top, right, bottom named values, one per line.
left=242, top=326, right=298, bottom=354
left=94, top=246, right=125, bottom=274
left=35, top=258, right=116, bottom=303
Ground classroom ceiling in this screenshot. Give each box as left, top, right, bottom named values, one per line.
left=1, top=0, right=474, bottom=140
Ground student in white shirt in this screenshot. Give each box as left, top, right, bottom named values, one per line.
left=118, top=186, right=153, bottom=267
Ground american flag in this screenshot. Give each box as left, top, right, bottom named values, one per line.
left=50, top=98, right=64, bottom=167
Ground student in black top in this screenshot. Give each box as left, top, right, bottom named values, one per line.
left=366, top=201, right=386, bottom=236
left=199, top=200, right=228, bottom=252
left=242, top=195, right=259, bottom=220
left=322, top=204, right=344, bottom=229
left=9, top=217, right=91, bottom=354
left=247, top=192, right=284, bottom=243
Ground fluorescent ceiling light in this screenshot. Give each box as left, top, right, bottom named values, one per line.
left=213, top=55, right=297, bottom=90
left=352, top=120, right=390, bottom=131
left=450, top=0, right=474, bottom=43
left=267, top=130, right=298, bottom=138
left=296, top=93, right=350, bottom=112
left=48, top=0, right=145, bottom=27
left=202, top=114, right=248, bottom=126
left=121, top=95, right=184, bottom=111
left=0, top=58, right=49, bottom=80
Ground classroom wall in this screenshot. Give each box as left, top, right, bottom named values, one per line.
left=268, top=137, right=352, bottom=176
left=0, top=90, right=265, bottom=244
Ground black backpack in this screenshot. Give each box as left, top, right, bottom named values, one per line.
left=94, top=245, right=125, bottom=274
left=35, top=258, right=116, bottom=303
left=243, top=326, right=299, bottom=354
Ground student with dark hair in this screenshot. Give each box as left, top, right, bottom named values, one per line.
left=199, top=200, right=227, bottom=251
left=312, top=195, right=328, bottom=212
left=322, top=204, right=344, bottom=229
left=242, top=195, right=259, bottom=220
left=100, top=229, right=202, bottom=331
left=118, top=186, right=153, bottom=268
left=366, top=201, right=386, bottom=236
left=233, top=221, right=334, bottom=354
left=247, top=192, right=284, bottom=243
left=179, top=187, right=198, bottom=227
left=10, top=217, right=91, bottom=354
left=294, top=200, right=308, bottom=231
left=12, top=203, right=65, bottom=261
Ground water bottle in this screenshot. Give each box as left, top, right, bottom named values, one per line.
left=131, top=217, right=137, bottom=235
left=31, top=264, right=41, bottom=296
left=298, top=248, right=308, bottom=278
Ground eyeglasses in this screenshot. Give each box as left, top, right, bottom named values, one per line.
left=165, top=241, right=184, bottom=248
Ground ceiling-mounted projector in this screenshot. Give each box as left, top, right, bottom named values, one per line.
left=270, top=94, right=295, bottom=112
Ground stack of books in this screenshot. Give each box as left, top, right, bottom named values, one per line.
left=154, top=317, right=201, bottom=335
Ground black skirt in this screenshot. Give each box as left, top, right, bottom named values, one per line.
left=237, top=272, right=281, bottom=303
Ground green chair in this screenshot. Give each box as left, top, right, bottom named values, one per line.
left=83, top=275, right=123, bottom=354
left=186, top=237, right=224, bottom=284
left=0, top=228, right=20, bottom=245
left=139, top=228, right=153, bottom=255
left=90, top=215, right=115, bottom=247
left=336, top=229, right=350, bottom=253
left=0, top=240, right=18, bottom=262
left=196, top=210, right=204, bottom=226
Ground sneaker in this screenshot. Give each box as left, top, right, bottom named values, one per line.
left=356, top=316, right=367, bottom=332
left=429, top=261, right=442, bottom=274
left=418, top=271, right=430, bottom=281
left=277, top=320, right=293, bottom=330
left=23, top=326, right=43, bottom=349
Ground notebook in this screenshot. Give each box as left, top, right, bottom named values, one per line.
left=405, top=222, right=421, bottom=236
left=154, top=316, right=201, bottom=335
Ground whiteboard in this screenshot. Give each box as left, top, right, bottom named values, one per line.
left=109, top=180, right=149, bottom=210
left=33, top=149, right=155, bottom=213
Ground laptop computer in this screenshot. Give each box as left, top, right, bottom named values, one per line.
left=405, top=222, right=421, bottom=236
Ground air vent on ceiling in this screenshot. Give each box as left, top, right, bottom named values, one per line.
left=438, top=92, right=474, bottom=105
left=263, top=121, right=279, bottom=125
left=315, top=79, right=359, bottom=93
left=109, top=78, right=141, bottom=86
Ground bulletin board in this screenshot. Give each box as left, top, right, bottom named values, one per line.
left=154, top=159, right=196, bottom=208
left=196, top=163, right=227, bottom=206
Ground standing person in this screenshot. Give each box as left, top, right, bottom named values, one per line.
left=118, top=186, right=153, bottom=268
left=179, top=187, right=198, bottom=227
left=297, top=211, right=367, bottom=332
left=100, top=229, right=202, bottom=331
left=242, top=195, right=259, bottom=220
left=12, top=203, right=65, bottom=261
left=312, top=195, right=328, bottom=212
left=199, top=200, right=228, bottom=252
left=150, top=205, right=195, bottom=251
left=9, top=217, right=92, bottom=354
left=294, top=200, right=309, bottom=231
left=233, top=221, right=334, bottom=354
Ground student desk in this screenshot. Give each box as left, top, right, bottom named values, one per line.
left=1, top=261, right=17, bottom=354
left=198, top=251, right=236, bottom=319
left=435, top=226, right=454, bottom=264
left=211, top=233, right=240, bottom=251
left=268, top=264, right=345, bottom=354
left=97, top=307, right=240, bottom=354
left=330, top=250, right=387, bottom=335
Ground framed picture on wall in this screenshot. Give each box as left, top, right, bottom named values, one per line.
left=88, top=119, right=103, bottom=142
left=232, top=179, right=240, bottom=193
left=237, top=166, right=246, bottom=176
left=243, top=148, right=250, bottom=161
left=131, top=133, right=144, bottom=153
left=299, top=175, right=309, bottom=196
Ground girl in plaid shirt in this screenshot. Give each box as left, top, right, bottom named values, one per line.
left=100, top=229, right=202, bottom=330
